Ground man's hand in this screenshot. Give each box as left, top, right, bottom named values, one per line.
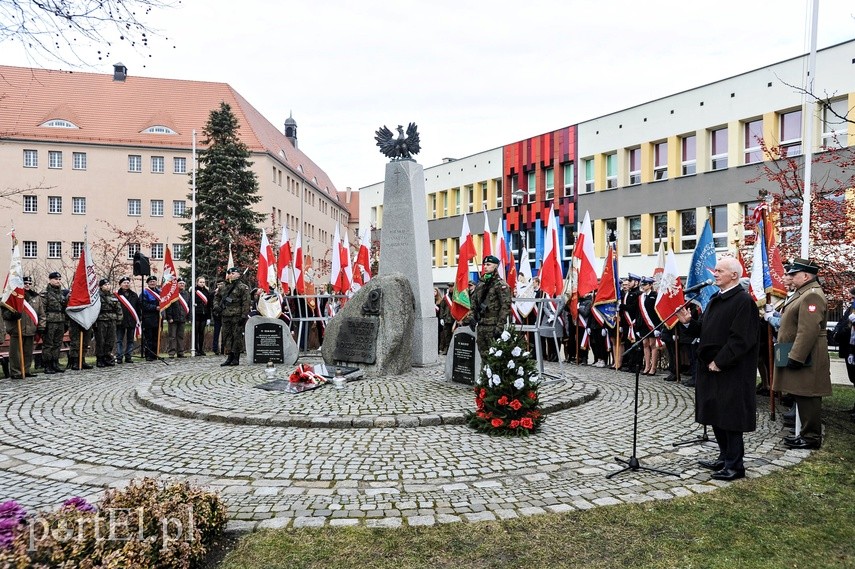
left=653, top=330, right=661, bottom=338
left=786, top=358, right=804, bottom=370
left=676, top=307, right=691, bottom=324
left=708, top=361, right=721, bottom=372
left=848, top=354, right=854, bottom=365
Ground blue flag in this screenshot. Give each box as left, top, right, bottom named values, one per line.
left=686, top=219, right=718, bottom=310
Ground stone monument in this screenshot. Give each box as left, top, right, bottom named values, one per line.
left=244, top=316, right=298, bottom=366
left=444, top=325, right=481, bottom=385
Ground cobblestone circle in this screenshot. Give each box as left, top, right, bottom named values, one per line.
left=0, top=357, right=810, bottom=531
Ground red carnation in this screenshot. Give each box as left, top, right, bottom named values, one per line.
left=528, top=391, right=537, bottom=400
left=497, top=395, right=509, bottom=406
left=475, top=397, right=484, bottom=409
left=509, top=399, right=522, bottom=411
left=520, top=417, right=534, bottom=429
left=479, top=388, right=487, bottom=399
left=509, top=420, right=520, bottom=429
left=491, top=418, right=504, bottom=428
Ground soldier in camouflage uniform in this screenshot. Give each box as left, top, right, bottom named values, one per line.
left=41, top=271, right=67, bottom=375
left=471, top=255, right=512, bottom=355
left=94, top=278, right=122, bottom=366
left=213, top=267, right=251, bottom=366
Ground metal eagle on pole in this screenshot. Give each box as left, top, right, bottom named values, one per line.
left=375, top=122, right=421, bottom=160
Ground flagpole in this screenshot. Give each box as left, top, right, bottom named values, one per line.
left=191, top=129, right=197, bottom=356
left=78, top=331, right=84, bottom=370
left=800, top=0, right=819, bottom=258
left=17, top=320, right=25, bottom=379
left=760, top=205, right=777, bottom=420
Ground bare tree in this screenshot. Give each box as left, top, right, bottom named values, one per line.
left=0, top=0, right=179, bottom=66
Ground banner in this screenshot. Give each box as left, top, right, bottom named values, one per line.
left=66, top=233, right=101, bottom=329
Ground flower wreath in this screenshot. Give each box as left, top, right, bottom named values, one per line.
left=288, top=364, right=327, bottom=385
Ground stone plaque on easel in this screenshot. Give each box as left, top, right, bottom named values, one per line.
left=445, top=326, right=481, bottom=385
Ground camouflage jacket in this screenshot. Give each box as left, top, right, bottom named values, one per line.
left=214, top=280, right=251, bottom=319
left=41, top=284, right=67, bottom=324
left=472, top=274, right=511, bottom=327
left=97, top=289, right=123, bottom=322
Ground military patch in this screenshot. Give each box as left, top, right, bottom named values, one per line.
left=808, top=304, right=816, bottom=312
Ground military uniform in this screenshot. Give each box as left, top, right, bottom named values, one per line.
left=1, top=286, right=45, bottom=378
left=94, top=284, right=122, bottom=366
left=67, top=317, right=94, bottom=369
left=214, top=273, right=251, bottom=365
left=472, top=272, right=511, bottom=356
left=41, top=280, right=67, bottom=374
left=774, top=269, right=831, bottom=448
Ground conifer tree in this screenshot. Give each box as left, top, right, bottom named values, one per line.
left=180, top=102, right=264, bottom=282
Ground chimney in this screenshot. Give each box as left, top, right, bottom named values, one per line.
left=113, top=63, right=127, bottom=82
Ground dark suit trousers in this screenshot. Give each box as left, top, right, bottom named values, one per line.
left=711, top=425, right=745, bottom=471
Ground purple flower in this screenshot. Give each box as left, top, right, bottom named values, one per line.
left=0, top=500, right=27, bottom=550
left=62, top=496, right=97, bottom=513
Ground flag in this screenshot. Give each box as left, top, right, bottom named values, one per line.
left=342, top=228, right=353, bottom=292
left=749, top=220, right=773, bottom=305
left=353, top=226, right=372, bottom=286
left=1, top=232, right=38, bottom=324
left=494, top=219, right=508, bottom=285
left=592, top=243, right=618, bottom=328
left=686, top=218, right=717, bottom=310
left=158, top=246, right=180, bottom=311
left=480, top=207, right=492, bottom=272
left=653, top=240, right=666, bottom=279
left=227, top=243, right=234, bottom=272
left=538, top=203, right=563, bottom=297
left=515, top=241, right=535, bottom=318
left=574, top=211, right=598, bottom=298
left=278, top=226, right=293, bottom=294
left=506, top=242, right=518, bottom=290
left=257, top=229, right=276, bottom=293
left=762, top=214, right=788, bottom=298
left=330, top=223, right=351, bottom=294
left=654, top=248, right=685, bottom=328
left=65, top=232, right=101, bottom=329
left=294, top=231, right=305, bottom=294
left=450, top=215, right=476, bottom=322
left=735, top=245, right=750, bottom=277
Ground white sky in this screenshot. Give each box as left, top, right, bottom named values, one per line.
left=3, top=0, right=855, bottom=192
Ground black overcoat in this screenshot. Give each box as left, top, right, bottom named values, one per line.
left=684, top=285, right=759, bottom=432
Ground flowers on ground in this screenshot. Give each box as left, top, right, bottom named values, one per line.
left=288, top=364, right=327, bottom=384
left=467, top=325, right=544, bottom=436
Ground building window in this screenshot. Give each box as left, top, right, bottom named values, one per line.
left=495, top=179, right=503, bottom=209
left=562, top=224, right=575, bottom=265
left=442, top=191, right=448, bottom=217
left=72, top=152, right=87, bottom=170
left=681, top=134, right=696, bottom=175
left=779, top=110, right=802, bottom=157
left=23, top=149, right=38, bottom=168
left=653, top=142, right=668, bottom=180
left=743, top=119, right=763, bottom=164
left=72, top=197, right=86, bottom=214
left=527, top=171, right=536, bottom=200
left=172, top=243, right=185, bottom=259
left=822, top=98, right=849, bottom=148
left=151, top=243, right=164, bottom=260
left=127, top=243, right=140, bottom=259
left=627, top=216, right=641, bottom=254
left=48, top=151, right=62, bottom=169
left=173, top=200, right=186, bottom=217
left=441, top=240, right=449, bottom=267
left=128, top=155, right=142, bottom=172
left=480, top=182, right=488, bottom=210
left=430, top=240, right=436, bottom=268
left=41, top=119, right=78, bottom=129
left=72, top=241, right=84, bottom=259
left=174, top=157, right=187, bottom=174
left=544, top=168, right=554, bottom=200
left=584, top=159, right=594, bottom=193
left=128, top=199, right=142, bottom=216
left=23, top=195, right=37, bottom=213
left=742, top=201, right=761, bottom=243
left=710, top=127, right=728, bottom=170
left=430, top=195, right=436, bottom=219
left=509, top=174, right=519, bottom=196
left=151, top=156, right=165, bottom=174
left=48, top=196, right=62, bottom=214
left=710, top=205, right=728, bottom=249
left=604, top=218, right=617, bottom=245
left=142, top=125, right=176, bottom=135
left=47, top=241, right=61, bottom=259
left=563, top=163, right=575, bottom=196
left=605, top=154, right=617, bottom=189
left=680, top=209, right=696, bottom=251
left=653, top=213, right=668, bottom=243
left=453, top=189, right=460, bottom=215
left=627, top=148, right=641, bottom=185
left=466, top=185, right=475, bottom=213
left=150, top=199, right=164, bottom=217
left=23, top=241, right=37, bottom=258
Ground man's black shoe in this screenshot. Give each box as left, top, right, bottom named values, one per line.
left=680, top=380, right=695, bottom=387
left=711, top=468, right=745, bottom=481
left=697, top=459, right=725, bottom=471
left=81, top=363, right=93, bottom=370
left=783, top=434, right=801, bottom=444
left=784, top=437, right=821, bottom=450
left=43, top=367, right=56, bottom=375
left=664, top=374, right=677, bottom=382
left=10, top=374, right=23, bottom=380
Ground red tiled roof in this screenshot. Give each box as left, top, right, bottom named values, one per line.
left=0, top=65, right=338, bottom=198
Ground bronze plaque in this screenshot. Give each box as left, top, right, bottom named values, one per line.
left=332, top=316, right=379, bottom=364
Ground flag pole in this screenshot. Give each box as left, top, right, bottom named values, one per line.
left=760, top=205, right=777, bottom=420
left=190, top=129, right=197, bottom=356
left=17, top=320, right=25, bottom=379
left=78, top=331, right=84, bottom=370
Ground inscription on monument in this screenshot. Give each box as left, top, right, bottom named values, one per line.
left=332, top=316, right=379, bottom=364
left=445, top=326, right=480, bottom=385
left=253, top=322, right=285, bottom=363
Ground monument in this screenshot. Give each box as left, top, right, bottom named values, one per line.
left=374, top=122, right=438, bottom=366
left=244, top=316, right=298, bottom=366
left=444, top=325, right=481, bottom=385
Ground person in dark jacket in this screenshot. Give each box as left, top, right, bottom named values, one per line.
left=40, top=271, right=66, bottom=374
left=165, top=278, right=190, bottom=357
left=2, top=276, right=46, bottom=379
left=94, top=278, right=122, bottom=366
left=140, top=276, right=161, bottom=361
left=192, top=276, right=212, bottom=356
left=115, top=276, right=140, bottom=364
left=677, top=256, right=759, bottom=481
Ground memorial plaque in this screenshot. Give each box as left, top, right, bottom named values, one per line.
left=245, top=316, right=298, bottom=365
left=332, top=316, right=379, bottom=364
left=445, top=326, right=481, bottom=385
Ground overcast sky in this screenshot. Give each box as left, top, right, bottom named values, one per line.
left=4, top=1, right=855, bottom=192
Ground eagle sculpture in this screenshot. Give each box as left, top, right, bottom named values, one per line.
left=375, top=122, right=421, bottom=160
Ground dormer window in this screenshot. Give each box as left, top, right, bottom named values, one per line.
left=142, top=125, right=177, bottom=135
left=40, top=119, right=78, bottom=129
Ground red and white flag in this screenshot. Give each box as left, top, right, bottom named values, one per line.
left=574, top=210, right=598, bottom=298
left=294, top=231, right=305, bottom=294
left=493, top=220, right=508, bottom=285
left=538, top=203, right=563, bottom=297
left=258, top=229, right=276, bottom=293
left=278, top=226, right=293, bottom=294
left=480, top=207, right=493, bottom=272
left=450, top=215, right=476, bottom=322
left=158, top=246, right=180, bottom=311
left=65, top=232, right=101, bottom=329
left=653, top=240, right=666, bottom=279
left=342, top=228, right=353, bottom=292
left=654, top=249, right=685, bottom=328
left=330, top=223, right=349, bottom=294
left=1, top=231, right=39, bottom=325
left=352, top=226, right=372, bottom=287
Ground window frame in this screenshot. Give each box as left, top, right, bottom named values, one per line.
left=174, top=156, right=187, bottom=174
left=627, top=215, right=642, bottom=255
left=151, top=156, right=165, bottom=174
left=127, top=243, right=140, bottom=260
left=822, top=98, right=849, bottom=149
left=563, top=162, right=575, bottom=197
left=23, top=241, right=37, bottom=258
left=150, top=199, right=164, bottom=217
left=605, top=154, right=617, bottom=189
left=72, top=241, right=84, bottom=259
left=48, top=150, right=63, bottom=169
left=681, top=134, right=697, bottom=176
left=172, top=200, right=186, bottom=217
left=23, top=149, right=38, bottom=168
left=653, top=142, right=668, bottom=180
left=151, top=243, right=164, bottom=260
left=710, top=127, right=728, bottom=170
left=47, top=241, right=62, bottom=259
left=128, top=155, right=142, bottom=173
left=743, top=119, right=763, bottom=165
left=48, top=196, right=62, bottom=214
left=583, top=159, right=594, bottom=193
left=627, top=148, right=641, bottom=185
left=526, top=171, right=536, bottom=201
left=779, top=109, right=802, bottom=157
left=544, top=167, right=555, bottom=200
left=23, top=195, right=38, bottom=213
left=128, top=199, right=142, bottom=217
left=72, top=197, right=86, bottom=215
left=680, top=209, right=697, bottom=252
left=710, top=205, right=729, bottom=249
left=72, top=152, right=87, bottom=170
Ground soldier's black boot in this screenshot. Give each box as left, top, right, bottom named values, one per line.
left=43, top=362, right=56, bottom=375
left=66, top=359, right=79, bottom=371
left=81, top=360, right=93, bottom=370
left=96, top=357, right=106, bottom=368
left=104, top=356, right=116, bottom=367
left=125, top=354, right=133, bottom=363
left=220, top=354, right=234, bottom=367
left=51, top=359, right=65, bottom=373
left=228, top=353, right=240, bottom=366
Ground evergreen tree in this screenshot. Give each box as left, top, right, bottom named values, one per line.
left=180, top=102, right=264, bottom=282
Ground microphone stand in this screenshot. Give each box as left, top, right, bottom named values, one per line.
left=606, top=288, right=711, bottom=480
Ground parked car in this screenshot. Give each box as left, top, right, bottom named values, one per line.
left=828, top=321, right=838, bottom=349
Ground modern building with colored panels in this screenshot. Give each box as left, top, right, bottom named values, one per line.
left=0, top=63, right=347, bottom=282
left=575, top=40, right=855, bottom=278
left=358, top=148, right=504, bottom=285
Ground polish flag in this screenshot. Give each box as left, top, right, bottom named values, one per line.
left=341, top=228, right=353, bottom=292
left=1, top=232, right=39, bottom=325
left=574, top=210, right=598, bottom=298
left=158, top=246, right=180, bottom=311
left=654, top=248, right=685, bottom=328
left=294, top=231, right=305, bottom=294
left=450, top=215, right=475, bottom=322
left=278, top=226, right=293, bottom=294
left=481, top=207, right=492, bottom=272
left=65, top=232, right=101, bottom=329
left=353, top=226, right=372, bottom=286
left=330, top=224, right=350, bottom=294
left=538, top=203, right=563, bottom=297
left=258, top=229, right=276, bottom=293
left=493, top=219, right=508, bottom=285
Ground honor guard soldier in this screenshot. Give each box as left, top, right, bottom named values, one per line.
left=471, top=255, right=511, bottom=356
left=214, top=267, right=251, bottom=366
left=41, top=271, right=66, bottom=374
left=94, top=278, right=122, bottom=366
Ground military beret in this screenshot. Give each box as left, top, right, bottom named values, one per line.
left=146, top=276, right=157, bottom=283
left=119, top=276, right=131, bottom=284
left=22, top=276, right=33, bottom=285
left=48, top=271, right=62, bottom=280
left=484, top=255, right=500, bottom=265
left=227, top=267, right=240, bottom=274
left=176, top=278, right=185, bottom=283
left=786, top=258, right=820, bottom=275
left=98, top=278, right=109, bottom=287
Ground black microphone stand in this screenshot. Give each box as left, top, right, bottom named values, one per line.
left=606, top=289, right=710, bottom=480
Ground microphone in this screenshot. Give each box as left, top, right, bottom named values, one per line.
left=682, top=279, right=715, bottom=295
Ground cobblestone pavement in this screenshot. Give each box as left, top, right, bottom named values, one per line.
left=0, top=358, right=810, bottom=531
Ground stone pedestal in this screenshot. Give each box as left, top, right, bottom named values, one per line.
left=378, top=160, right=438, bottom=366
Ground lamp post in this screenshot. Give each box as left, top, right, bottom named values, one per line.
left=513, top=188, right=526, bottom=265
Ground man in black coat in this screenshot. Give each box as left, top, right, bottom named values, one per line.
left=677, top=256, right=759, bottom=481
left=192, top=276, right=213, bottom=356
